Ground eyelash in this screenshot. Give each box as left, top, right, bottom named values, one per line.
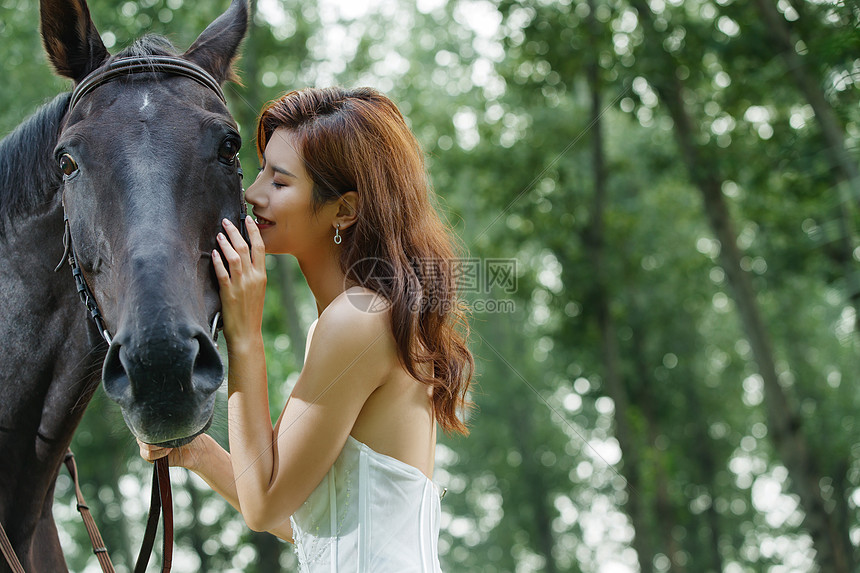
left=257, top=167, right=285, bottom=189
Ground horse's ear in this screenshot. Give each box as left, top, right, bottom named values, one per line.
left=184, top=0, right=248, bottom=84
left=40, top=0, right=109, bottom=82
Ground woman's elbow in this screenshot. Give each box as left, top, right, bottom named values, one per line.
left=241, top=500, right=296, bottom=533
left=241, top=503, right=278, bottom=532
left=242, top=513, right=269, bottom=533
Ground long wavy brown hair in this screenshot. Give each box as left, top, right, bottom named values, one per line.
left=256, top=87, right=474, bottom=435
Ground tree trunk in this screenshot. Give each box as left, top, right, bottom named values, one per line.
left=511, top=414, right=558, bottom=573
left=750, top=0, right=860, bottom=326
left=627, top=327, right=690, bottom=573
left=661, top=76, right=852, bottom=573
left=483, top=314, right=560, bottom=573
left=682, top=388, right=724, bottom=573
left=750, top=0, right=860, bottom=190
left=594, top=301, right=654, bottom=573
left=630, top=3, right=853, bottom=570
left=581, top=4, right=653, bottom=570
left=650, top=430, right=685, bottom=573
left=184, top=475, right=213, bottom=572
left=248, top=530, right=283, bottom=573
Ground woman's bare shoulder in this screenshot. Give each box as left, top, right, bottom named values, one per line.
left=310, top=287, right=395, bottom=359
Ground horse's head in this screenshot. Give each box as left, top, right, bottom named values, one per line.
left=41, top=0, right=248, bottom=446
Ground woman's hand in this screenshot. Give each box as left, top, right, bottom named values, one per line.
left=212, top=216, right=267, bottom=347
left=137, top=436, right=206, bottom=470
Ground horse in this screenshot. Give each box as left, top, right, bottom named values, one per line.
left=0, top=0, right=249, bottom=570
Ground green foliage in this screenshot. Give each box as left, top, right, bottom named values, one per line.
left=1, top=0, right=858, bottom=571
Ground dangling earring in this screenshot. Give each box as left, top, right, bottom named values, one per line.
left=333, top=224, right=342, bottom=245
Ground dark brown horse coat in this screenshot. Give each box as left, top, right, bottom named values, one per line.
left=0, top=1, right=248, bottom=570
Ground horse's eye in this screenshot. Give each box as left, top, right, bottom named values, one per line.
left=59, top=153, right=78, bottom=177
left=218, top=138, right=240, bottom=165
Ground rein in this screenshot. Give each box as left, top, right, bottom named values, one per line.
left=0, top=451, right=172, bottom=573
left=0, top=55, right=239, bottom=572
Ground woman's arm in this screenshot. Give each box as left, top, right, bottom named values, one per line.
left=139, top=432, right=295, bottom=542
left=188, top=436, right=295, bottom=542
left=224, top=296, right=391, bottom=531
left=212, top=217, right=391, bottom=533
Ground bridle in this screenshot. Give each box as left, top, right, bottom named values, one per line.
left=56, top=54, right=245, bottom=346
left=68, top=55, right=226, bottom=111
left=0, top=451, right=171, bottom=573
left=0, top=55, right=243, bottom=573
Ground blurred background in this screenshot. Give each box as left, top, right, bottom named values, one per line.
left=1, top=0, right=859, bottom=571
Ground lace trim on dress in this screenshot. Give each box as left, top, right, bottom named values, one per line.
left=291, top=465, right=354, bottom=569
left=291, top=436, right=445, bottom=573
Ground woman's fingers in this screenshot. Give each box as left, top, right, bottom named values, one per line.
left=212, top=250, right=231, bottom=285
left=212, top=216, right=267, bottom=342
left=245, top=216, right=266, bottom=270
left=216, top=217, right=266, bottom=282
left=138, top=437, right=205, bottom=470
left=222, top=218, right=249, bottom=259
left=138, top=439, right=170, bottom=463
left=217, top=233, right=242, bottom=278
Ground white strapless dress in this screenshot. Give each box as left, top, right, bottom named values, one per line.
left=290, top=435, right=444, bottom=573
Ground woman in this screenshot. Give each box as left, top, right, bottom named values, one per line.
left=139, top=87, right=473, bottom=572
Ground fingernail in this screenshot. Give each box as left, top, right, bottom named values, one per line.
left=212, top=250, right=219, bottom=258
left=223, top=218, right=233, bottom=226
left=217, top=233, right=225, bottom=240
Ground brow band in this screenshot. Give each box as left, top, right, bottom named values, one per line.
left=69, top=55, right=226, bottom=111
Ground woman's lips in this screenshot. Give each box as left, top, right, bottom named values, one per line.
left=254, top=215, right=275, bottom=228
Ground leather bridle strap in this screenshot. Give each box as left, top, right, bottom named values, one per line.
left=134, top=458, right=173, bottom=573
left=69, top=55, right=226, bottom=111
left=157, top=459, right=174, bottom=573
left=0, top=451, right=115, bottom=573
left=57, top=54, right=235, bottom=346
left=55, top=214, right=112, bottom=345
left=0, top=519, right=25, bottom=573
left=4, top=53, right=224, bottom=573
left=63, top=451, right=116, bottom=572
left=0, top=451, right=171, bottom=573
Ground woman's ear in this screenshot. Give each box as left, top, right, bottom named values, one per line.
left=334, top=191, right=359, bottom=230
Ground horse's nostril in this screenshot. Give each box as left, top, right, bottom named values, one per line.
left=100, top=327, right=224, bottom=443
left=192, top=332, right=224, bottom=394
left=100, top=329, right=223, bottom=401
left=102, top=341, right=132, bottom=406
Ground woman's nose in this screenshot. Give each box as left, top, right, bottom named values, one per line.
left=243, top=178, right=263, bottom=206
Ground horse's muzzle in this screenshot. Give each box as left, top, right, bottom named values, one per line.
left=102, top=324, right=224, bottom=444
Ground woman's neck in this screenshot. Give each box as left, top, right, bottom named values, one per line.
left=297, top=251, right=349, bottom=315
